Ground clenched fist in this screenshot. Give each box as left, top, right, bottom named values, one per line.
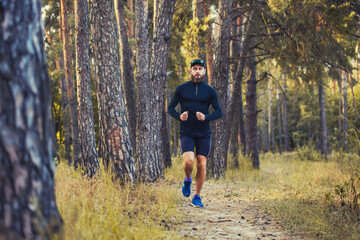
left=196, top=111, right=205, bottom=121
left=180, top=111, right=189, bottom=121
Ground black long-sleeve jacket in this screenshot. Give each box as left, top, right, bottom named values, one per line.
left=167, top=81, right=222, bottom=137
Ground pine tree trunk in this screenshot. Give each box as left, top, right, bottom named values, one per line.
left=172, top=119, right=179, bottom=156
left=162, top=84, right=172, bottom=168
left=58, top=2, right=72, bottom=164
left=348, top=73, right=357, bottom=119
left=135, top=0, right=155, bottom=181
left=318, top=81, right=328, bottom=159
left=262, top=106, right=269, bottom=152
left=337, top=76, right=342, bottom=148
left=227, top=16, right=252, bottom=159
left=193, top=0, right=206, bottom=64
left=61, top=0, right=81, bottom=168
left=268, top=78, right=275, bottom=153
left=0, top=0, right=63, bottom=237
left=127, top=0, right=134, bottom=39
left=282, top=74, right=290, bottom=151
left=204, top=3, right=214, bottom=84
left=149, top=0, right=176, bottom=178
left=89, top=0, right=136, bottom=182
left=342, top=71, right=348, bottom=150
left=245, top=46, right=259, bottom=169
left=276, top=86, right=283, bottom=154
left=115, top=0, right=137, bottom=151
left=74, top=0, right=100, bottom=177
left=209, top=0, right=232, bottom=179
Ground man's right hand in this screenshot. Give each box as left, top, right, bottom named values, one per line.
left=180, top=111, right=188, bottom=121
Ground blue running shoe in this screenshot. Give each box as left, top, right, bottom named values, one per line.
left=192, top=195, right=204, bottom=207
left=182, top=177, right=192, bottom=197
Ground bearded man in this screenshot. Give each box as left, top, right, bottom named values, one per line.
left=167, top=59, right=222, bottom=207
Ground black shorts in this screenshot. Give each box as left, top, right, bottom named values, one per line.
left=180, top=134, right=211, bottom=157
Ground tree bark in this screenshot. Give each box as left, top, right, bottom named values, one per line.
left=342, top=71, right=348, bottom=150
left=276, top=85, right=283, bottom=154
left=268, top=78, right=275, bottom=153
left=204, top=3, right=214, bottom=84
left=245, top=44, right=259, bottom=169
left=208, top=0, right=233, bottom=179
left=89, top=0, right=137, bottom=182
left=162, top=84, right=172, bottom=168
left=282, top=73, right=290, bottom=151
left=135, top=0, right=155, bottom=181
left=0, top=0, right=63, bottom=237
left=115, top=0, right=137, bottom=151
left=227, top=14, right=252, bottom=159
left=337, top=76, right=342, bottom=148
left=318, top=81, right=328, bottom=159
left=74, top=0, right=100, bottom=177
left=162, top=86, right=172, bottom=168
left=127, top=0, right=134, bottom=39
left=149, top=0, right=176, bottom=179
left=61, top=0, right=82, bottom=168
left=193, top=0, right=206, bottom=63
left=261, top=105, right=269, bottom=152
left=58, top=1, right=72, bottom=165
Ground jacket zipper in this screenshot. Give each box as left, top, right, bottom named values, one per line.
left=196, top=83, right=198, bottom=95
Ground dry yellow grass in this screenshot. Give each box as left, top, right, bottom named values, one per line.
left=55, top=151, right=360, bottom=239
left=55, top=162, right=183, bottom=240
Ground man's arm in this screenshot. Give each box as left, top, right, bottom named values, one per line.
left=167, top=86, right=181, bottom=121
left=204, top=89, right=222, bottom=121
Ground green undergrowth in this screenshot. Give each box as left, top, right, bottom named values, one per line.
left=225, top=151, right=360, bottom=240
left=55, top=162, right=183, bottom=240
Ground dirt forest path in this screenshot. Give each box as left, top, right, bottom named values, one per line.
left=175, top=181, right=305, bottom=240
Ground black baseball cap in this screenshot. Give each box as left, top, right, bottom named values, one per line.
left=190, top=59, right=205, bottom=68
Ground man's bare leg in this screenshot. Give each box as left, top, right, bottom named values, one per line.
left=195, top=155, right=207, bottom=195
left=183, top=151, right=195, bottom=179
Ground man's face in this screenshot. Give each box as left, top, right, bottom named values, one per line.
left=190, top=64, right=206, bottom=82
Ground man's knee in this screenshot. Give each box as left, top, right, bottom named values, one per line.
left=196, top=155, right=207, bottom=170
left=183, top=151, right=195, bottom=164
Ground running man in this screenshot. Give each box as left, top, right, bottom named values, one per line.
left=167, top=59, right=222, bottom=207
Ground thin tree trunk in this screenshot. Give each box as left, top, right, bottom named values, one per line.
left=127, top=0, right=134, bottom=39
left=172, top=120, right=179, bottom=156
left=89, top=0, right=137, bottom=182
left=319, top=81, right=328, bottom=159
left=209, top=0, right=232, bottom=179
left=262, top=106, right=269, bottom=152
left=115, top=0, right=137, bottom=150
left=162, top=87, right=172, bottom=168
left=74, top=0, right=100, bottom=176
left=227, top=14, right=252, bottom=159
left=337, top=76, right=342, bottom=148
left=282, top=73, right=290, bottom=151
left=348, top=73, right=358, bottom=119
left=61, top=0, right=81, bottom=168
left=342, top=71, right=348, bottom=150
left=204, top=2, right=214, bottom=84
left=245, top=43, right=259, bottom=169
left=0, top=0, right=63, bottom=237
left=276, top=85, right=283, bottom=154
left=58, top=1, right=72, bottom=164
left=268, top=78, right=275, bottom=153
left=193, top=0, right=206, bottom=63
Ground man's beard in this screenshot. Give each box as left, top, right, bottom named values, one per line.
left=191, top=74, right=204, bottom=83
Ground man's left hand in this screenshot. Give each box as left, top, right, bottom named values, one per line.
left=196, top=112, right=205, bottom=121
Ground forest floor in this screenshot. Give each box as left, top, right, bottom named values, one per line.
left=172, top=180, right=306, bottom=240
